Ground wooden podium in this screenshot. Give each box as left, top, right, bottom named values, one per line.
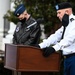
left=4, top=44, right=61, bottom=75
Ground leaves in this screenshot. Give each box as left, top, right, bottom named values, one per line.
left=4, top=0, right=75, bottom=34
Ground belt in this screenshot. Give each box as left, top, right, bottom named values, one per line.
left=63, top=53, right=75, bottom=59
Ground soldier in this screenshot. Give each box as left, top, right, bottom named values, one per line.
left=13, top=4, right=41, bottom=45
left=36, top=2, right=75, bottom=75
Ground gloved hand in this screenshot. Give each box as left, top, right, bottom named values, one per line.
left=42, top=46, right=55, bottom=57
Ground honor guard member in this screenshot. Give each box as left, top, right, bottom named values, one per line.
left=13, top=4, right=41, bottom=45
left=36, top=2, right=75, bottom=75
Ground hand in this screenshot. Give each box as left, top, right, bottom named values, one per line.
left=42, top=47, right=55, bottom=57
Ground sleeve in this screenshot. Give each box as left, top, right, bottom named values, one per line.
left=12, top=22, right=21, bottom=44
left=39, top=26, right=63, bottom=48
left=12, top=30, right=17, bottom=44
left=53, top=21, right=75, bottom=51
left=12, top=32, right=17, bottom=44
left=12, top=36, right=17, bottom=44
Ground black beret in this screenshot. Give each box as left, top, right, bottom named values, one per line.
left=14, top=4, right=26, bottom=17
left=55, top=2, right=72, bottom=11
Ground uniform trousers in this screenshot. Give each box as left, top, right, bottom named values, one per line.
left=64, top=54, right=75, bottom=75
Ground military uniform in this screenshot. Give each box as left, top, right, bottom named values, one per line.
left=13, top=16, right=41, bottom=45
left=38, top=2, right=75, bottom=75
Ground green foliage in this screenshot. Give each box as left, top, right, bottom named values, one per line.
left=4, top=10, right=18, bottom=24
left=5, top=0, right=75, bottom=34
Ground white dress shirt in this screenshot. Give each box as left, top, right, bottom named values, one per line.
left=39, top=14, right=75, bottom=55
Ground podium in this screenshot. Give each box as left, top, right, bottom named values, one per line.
left=4, top=44, right=61, bottom=75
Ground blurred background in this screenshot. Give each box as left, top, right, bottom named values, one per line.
left=0, top=0, right=75, bottom=75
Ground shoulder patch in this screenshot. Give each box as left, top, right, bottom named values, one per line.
left=16, top=26, right=20, bottom=32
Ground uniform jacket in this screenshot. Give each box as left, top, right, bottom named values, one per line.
left=39, top=14, right=75, bottom=55
left=13, top=16, right=41, bottom=45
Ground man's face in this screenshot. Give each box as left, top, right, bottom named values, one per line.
left=17, top=10, right=27, bottom=20
left=57, top=9, right=66, bottom=21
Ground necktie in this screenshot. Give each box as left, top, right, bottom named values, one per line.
left=61, top=26, right=66, bottom=39
left=61, top=18, right=74, bottom=39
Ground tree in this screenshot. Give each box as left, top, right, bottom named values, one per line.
left=5, top=0, right=75, bottom=35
